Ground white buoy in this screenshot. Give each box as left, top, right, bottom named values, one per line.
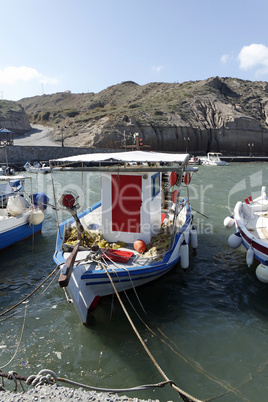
left=228, top=232, right=242, bottom=248
left=256, top=263, right=268, bottom=283
left=180, top=240, right=189, bottom=269
left=224, top=215, right=235, bottom=228
left=7, top=195, right=28, bottom=216
left=190, top=226, right=198, bottom=250
left=28, top=209, right=45, bottom=226
left=246, top=246, right=254, bottom=267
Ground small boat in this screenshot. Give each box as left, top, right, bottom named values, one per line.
left=224, top=186, right=268, bottom=283
left=0, top=165, right=15, bottom=175
left=0, top=175, right=49, bottom=250
left=50, top=151, right=198, bottom=325
left=200, top=152, right=228, bottom=166
left=189, top=156, right=201, bottom=165
left=24, top=161, right=50, bottom=173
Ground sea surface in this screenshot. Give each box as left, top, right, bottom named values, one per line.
left=1, top=162, right=268, bottom=402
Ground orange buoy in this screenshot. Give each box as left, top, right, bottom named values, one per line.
left=172, top=190, right=179, bottom=204
left=169, top=172, right=177, bottom=186
left=184, top=172, right=191, bottom=185
left=134, top=239, right=146, bottom=253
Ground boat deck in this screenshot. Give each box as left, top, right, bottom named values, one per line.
left=61, top=204, right=187, bottom=271
left=245, top=211, right=268, bottom=242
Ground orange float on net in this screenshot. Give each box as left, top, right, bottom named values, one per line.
left=134, top=239, right=146, bottom=253
left=184, top=172, right=191, bottom=185
left=169, top=172, right=177, bottom=186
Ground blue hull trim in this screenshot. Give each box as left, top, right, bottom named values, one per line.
left=0, top=222, right=43, bottom=250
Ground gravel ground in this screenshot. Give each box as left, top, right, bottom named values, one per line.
left=0, top=385, right=159, bottom=402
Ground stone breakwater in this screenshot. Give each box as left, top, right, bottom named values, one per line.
left=0, top=385, right=159, bottom=402
left=0, top=145, right=117, bottom=167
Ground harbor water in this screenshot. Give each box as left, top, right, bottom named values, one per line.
left=1, top=162, right=268, bottom=402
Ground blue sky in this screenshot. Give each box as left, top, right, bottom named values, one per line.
left=1, top=0, right=268, bottom=101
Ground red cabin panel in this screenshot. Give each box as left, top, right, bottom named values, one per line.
left=111, top=175, right=142, bottom=233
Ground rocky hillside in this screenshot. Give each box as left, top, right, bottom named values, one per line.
left=0, top=100, right=31, bottom=134
left=17, top=77, right=268, bottom=154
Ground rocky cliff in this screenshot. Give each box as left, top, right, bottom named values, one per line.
left=17, top=77, right=268, bottom=155
left=0, top=100, right=31, bottom=134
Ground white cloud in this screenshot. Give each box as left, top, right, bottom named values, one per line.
left=238, top=44, right=268, bottom=74
left=220, top=54, right=230, bottom=64
left=0, top=66, right=58, bottom=86
left=151, top=65, right=165, bottom=73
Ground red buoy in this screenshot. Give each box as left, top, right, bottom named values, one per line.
left=134, top=239, right=146, bottom=253
left=169, top=172, right=177, bottom=186
left=184, top=172, right=191, bottom=185
left=60, top=193, right=75, bottom=208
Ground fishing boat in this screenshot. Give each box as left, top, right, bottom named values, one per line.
left=50, top=151, right=198, bottom=325
left=224, top=186, right=268, bottom=283
left=200, top=152, right=228, bottom=166
left=24, top=161, right=50, bottom=173
left=0, top=175, right=49, bottom=250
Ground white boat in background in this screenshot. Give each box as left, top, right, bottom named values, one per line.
left=0, top=165, right=15, bottom=175
left=224, top=186, right=268, bottom=283
left=0, top=175, right=49, bottom=250
left=50, top=150, right=198, bottom=325
left=200, top=153, right=228, bottom=166
left=189, top=156, right=201, bottom=165
left=24, top=161, right=50, bottom=173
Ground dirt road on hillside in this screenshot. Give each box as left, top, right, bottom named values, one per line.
left=13, top=125, right=61, bottom=147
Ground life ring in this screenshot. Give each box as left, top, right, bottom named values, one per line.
left=184, top=172, right=191, bottom=185
left=169, top=172, right=177, bottom=186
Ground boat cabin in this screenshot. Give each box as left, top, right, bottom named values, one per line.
left=101, top=171, right=161, bottom=244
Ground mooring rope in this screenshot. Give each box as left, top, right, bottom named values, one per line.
left=95, top=256, right=246, bottom=401
left=0, top=265, right=60, bottom=318
left=95, top=258, right=201, bottom=402
left=0, top=304, right=28, bottom=370
left=0, top=369, right=185, bottom=396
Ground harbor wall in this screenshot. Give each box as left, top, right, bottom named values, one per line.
left=0, top=145, right=116, bottom=168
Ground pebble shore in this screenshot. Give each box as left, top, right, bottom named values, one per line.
left=0, top=385, right=159, bottom=402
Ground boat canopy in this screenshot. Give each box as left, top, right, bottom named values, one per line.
left=49, top=150, right=190, bottom=171
left=0, top=175, right=29, bottom=181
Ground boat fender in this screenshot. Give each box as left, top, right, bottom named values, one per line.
left=184, top=172, right=191, bottom=186
left=190, top=226, right=198, bottom=250
left=246, top=246, right=254, bottom=267
left=169, top=172, right=177, bottom=186
left=172, top=190, right=179, bottom=204
left=134, top=239, right=146, bottom=253
left=180, top=240, right=189, bottom=269
left=6, top=195, right=28, bottom=216
left=28, top=209, right=45, bottom=226
left=228, top=232, right=242, bottom=248
left=256, top=262, right=268, bottom=283
left=224, top=215, right=235, bottom=228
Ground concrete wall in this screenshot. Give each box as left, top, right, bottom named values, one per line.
left=0, top=145, right=117, bottom=167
